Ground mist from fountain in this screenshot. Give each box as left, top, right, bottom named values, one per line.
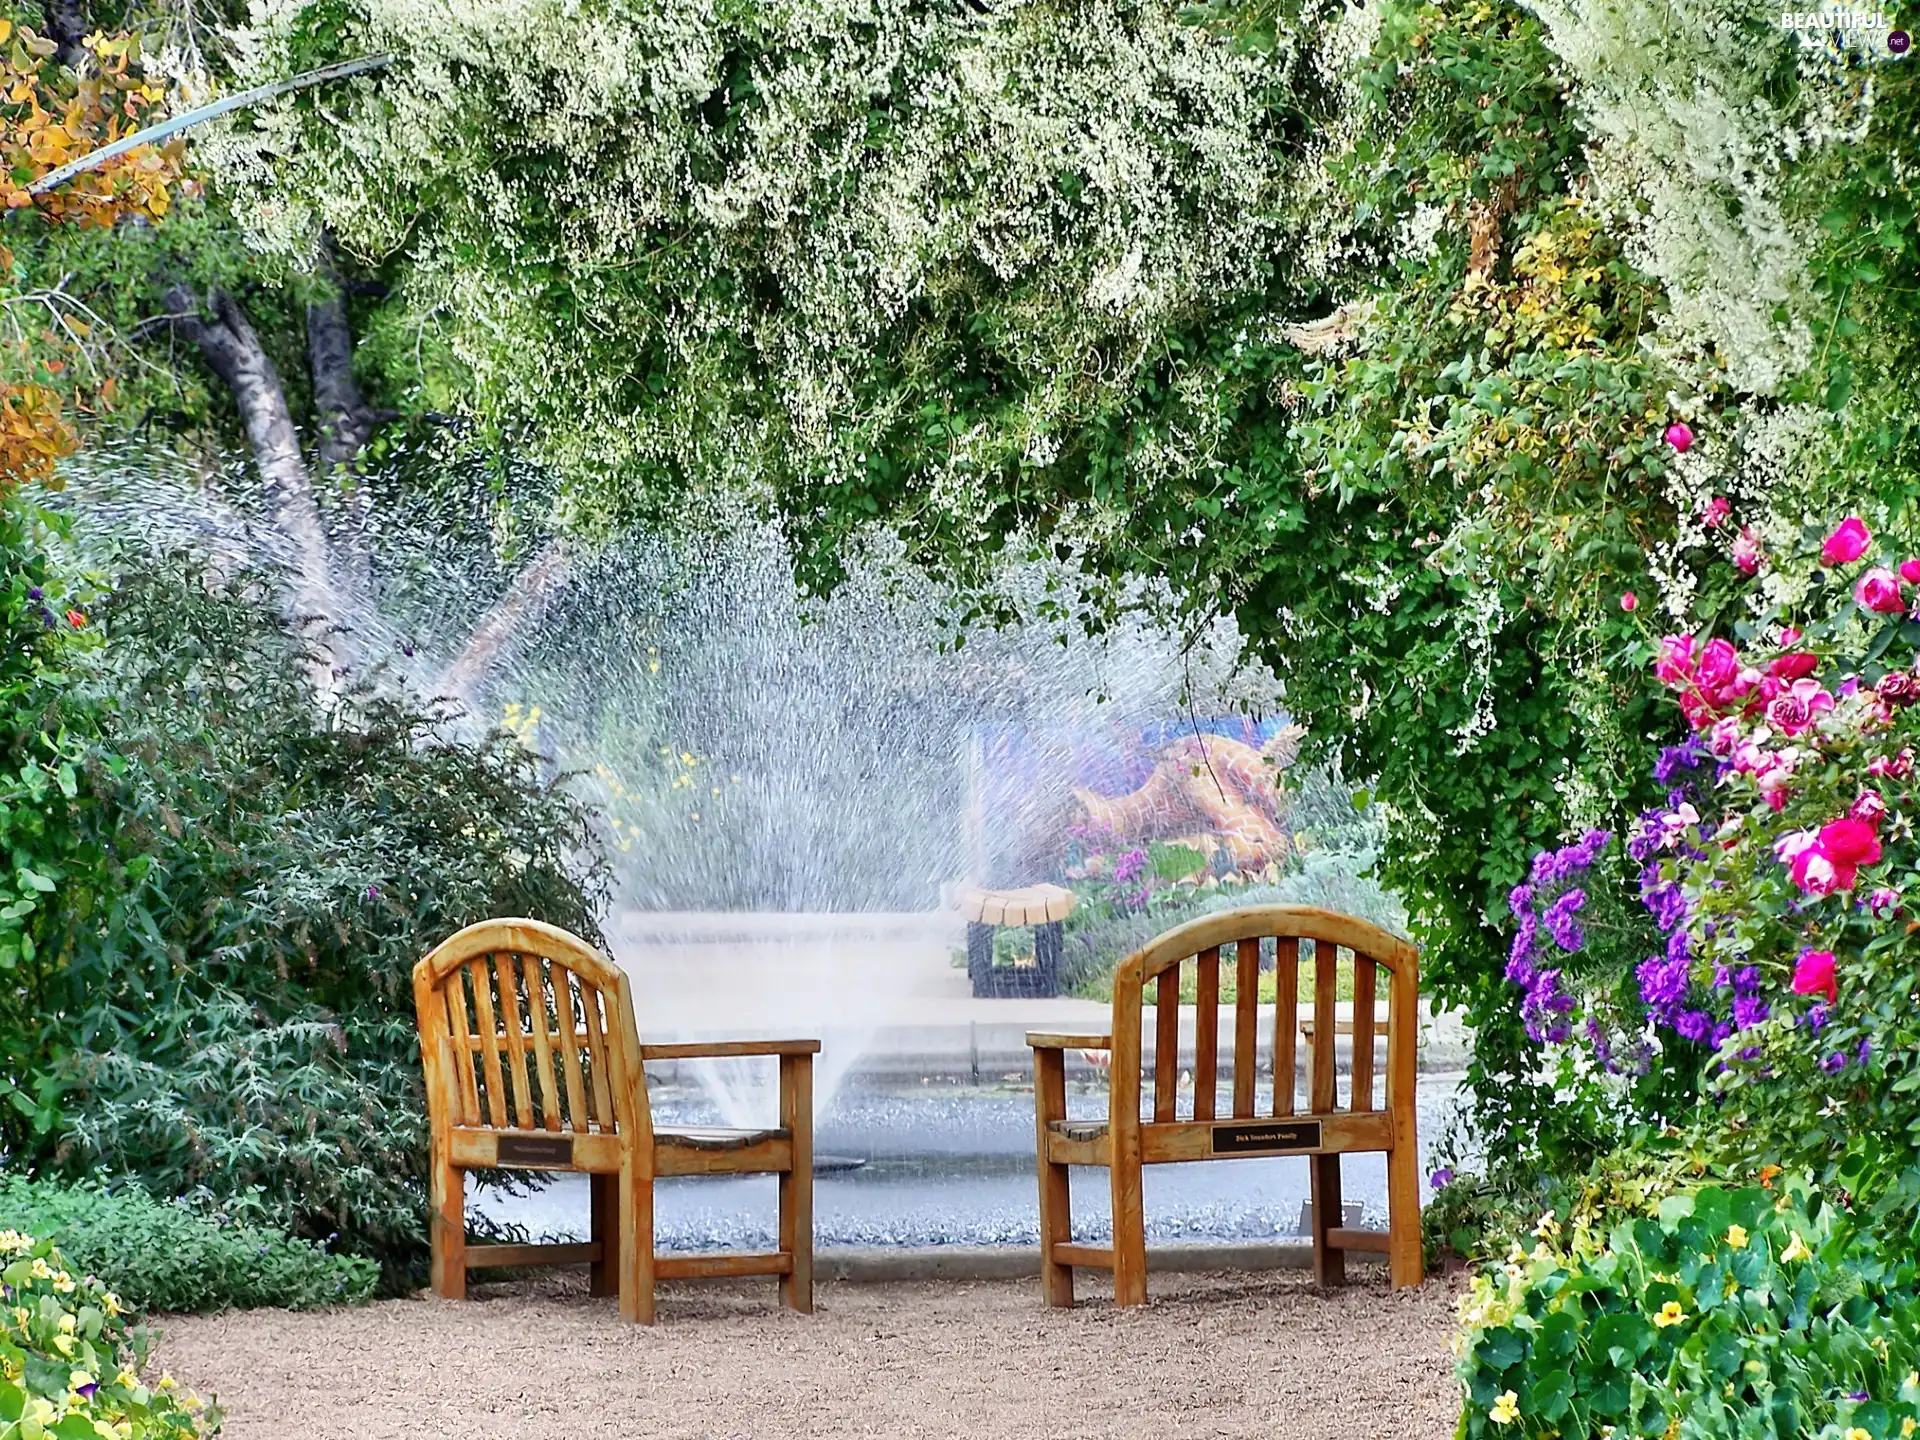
left=52, top=439, right=1291, bottom=1129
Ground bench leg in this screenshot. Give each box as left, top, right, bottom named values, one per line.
left=1386, top=1133, right=1425, bottom=1288
left=429, top=1152, right=465, bottom=1300
left=589, top=1173, right=618, bottom=1297
left=1111, top=1154, right=1148, bottom=1306
left=619, top=1157, right=657, bottom=1324
left=1033, top=1047, right=1074, bottom=1307
left=1310, top=1153, right=1346, bottom=1287
left=779, top=1053, right=815, bottom=1314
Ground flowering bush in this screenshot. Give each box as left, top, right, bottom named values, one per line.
left=1454, top=1182, right=1920, bottom=1439
left=1498, top=514, right=1920, bottom=1215
left=0, top=1229, right=214, bottom=1439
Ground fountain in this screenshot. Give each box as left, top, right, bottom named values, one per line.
left=53, top=440, right=1453, bottom=1254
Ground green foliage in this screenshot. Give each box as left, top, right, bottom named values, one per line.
left=0, top=1229, right=214, bottom=1438
left=0, top=1175, right=376, bottom=1314
left=1453, top=1181, right=1920, bottom=1440
left=2, top=510, right=609, bottom=1287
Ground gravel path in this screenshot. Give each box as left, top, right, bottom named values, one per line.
left=158, top=1269, right=1463, bottom=1439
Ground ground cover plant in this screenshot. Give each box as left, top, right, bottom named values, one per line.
left=0, top=1229, right=215, bottom=1438
left=0, top=1176, right=377, bottom=1314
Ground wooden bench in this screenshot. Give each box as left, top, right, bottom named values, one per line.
left=960, top=884, right=1076, bottom=998
left=1026, top=905, right=1423, bottom=1305
left=413, top=918, right=819, bottom=1323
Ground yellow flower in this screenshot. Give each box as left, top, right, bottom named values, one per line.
left=52, top=1271, right=75, bottom=1293
left=1725, top=1224, right=1748, bottom=1250
left=1845, top=1429, right=1871, bottom=1440
left=54, top=1333, right=76, bottom=1356
left=1534, top=1212, right=1561, bottom=1240
left=1780, top=1232, right=1812, bottom=1263
left=57, top=1314, right=75, bottom=1334
left=1490, top=1391, right=1520, bottom=1426
left=0, top=1229, right=29, bottom=1253
left=1902, top=1421, right=1916, bottom=1439
left=1653, top=1300, right=1686, bottom=1328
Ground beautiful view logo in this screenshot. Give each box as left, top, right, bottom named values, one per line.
left=1778, top=7, right=1913, bottom=51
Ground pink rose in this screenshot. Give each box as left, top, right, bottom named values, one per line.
left=1765, top=677, right=1835, bottom=737
left=1665, top=422, right=1694, bottom=452
left=1855, top=566, right=1907, bottom=615
left=1791, top=848, right=1840, bottom=896
left=1819, top=817, right=1882, bottom=870
left=1868, top=747, right=1916, bottom=780
left=1773, top=829, right=1820, bottom=863
left=1654, top=634, right=1697, bottom=687
left=1867, top=887, right=1902, bottom=920
left=1769, top=652, right=1819, bottom=682
left=1780, top=627, right=1804, bottom=645
left=1902, top=559, right=1920, bottom=585
left=1695, top=638, right=1741, bottom=697
left=1620, top=591, right=1638, bottom=612
left=1821, top=516, right=1872, bottom=566
left=1733, top=526, right=1763, bottom=575
left=1708, top=717, right=1742, bottom=756
left=1850, top=790, right=1888, bottom=827
left=1702, top=496, right=1730, bottom=528
left=1791, top=949, right=1838, bottom=1004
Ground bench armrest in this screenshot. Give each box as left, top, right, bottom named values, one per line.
left=639, top=1040, right=821, bottom=1060
left=1025, top=1032, right=1111, bottom=1051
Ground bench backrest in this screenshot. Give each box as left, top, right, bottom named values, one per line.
left=413, top=919, right=648, bottom=1146
left=1108, top=905, right=1418, bottom=1127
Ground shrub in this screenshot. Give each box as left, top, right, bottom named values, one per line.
left=6, top=538, right=610, bottom=1289
left=0, top=1176, right=376, bottom=1314
left=1455, top=1181, right=1920, bottom=1439
left=0, top=1229, right=214, bottom=1438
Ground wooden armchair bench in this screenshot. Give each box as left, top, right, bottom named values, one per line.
left=413, top=918, right=818, bottom=1323
left=1026, top=905, right=1423, bottom=1305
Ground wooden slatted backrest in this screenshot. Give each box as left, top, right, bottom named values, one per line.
left=412, top=919, right=649, bottom=1145
left=1107, top=906, right=1418, bottom=1130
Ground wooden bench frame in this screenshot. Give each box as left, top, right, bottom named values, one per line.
left=1026, top=905, right=1423, bottom=1305
left=413, top=918, right=819, bottom=1323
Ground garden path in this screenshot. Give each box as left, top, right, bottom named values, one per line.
left=160, top=1270, right=1460, bottom=1438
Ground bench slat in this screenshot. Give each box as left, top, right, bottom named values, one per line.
left=1273, top=937, right=1298, bottom=1117
left=1154, top=967, right=1180, bottom=1122
left=1194, top=946, right=1219, bottom=1122
left=1351, top=956, right=1377, bottom=1113
left=1232, top=937, right=1259, bottom=1117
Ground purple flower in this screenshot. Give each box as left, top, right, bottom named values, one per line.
left=1508, top=882, right=1535, bottom=918
left=1858, top=1038, right=1872, bottom=1065
left=1653, top=742, right=1708, bottom=787
left=1823, top=1052, right=1847, bottom=1074
left=1637, top=951, right=1690, bottom=1026
left=365, top=883, right=380, bottom=901
left=1732, top=994, right=1770, bottom=1031
left=75, top=1380, right=98, bottom=1399
left=1641, top=878, right=1689, bottom=934
left=1710, top=1020, right=1733, bottom=1049
left=1542, top=887, right=1588, bottom=952
left=1430, top=1168, right=1454, bottom=1190
left=1113, top=847, right=1148, bottom=885
left=1675, top=1009, right=1713, bottom=1043
left=1733, top=965, right=1760, bottom=994
left=1585, top=1017, right=1615, bottom=1073
left=1801, top=1003, right=1829, bottom=1033
left=1508, top=912, right=1539, bottom=976
left=27, top=586, right=42, bottom=601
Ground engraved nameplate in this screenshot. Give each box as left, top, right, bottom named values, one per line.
left=1211, top=1119, right=1323, bottom=1156
left=496, top=1134, right=575, bottom=1168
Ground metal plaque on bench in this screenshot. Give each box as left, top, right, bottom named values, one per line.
left=1211, top=1119, right=1322, bottom=1156
left=496, top=1134, right=575, bottom=1167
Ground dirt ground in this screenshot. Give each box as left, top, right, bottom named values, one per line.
left=157, top=1268, right=1463, bottom=1439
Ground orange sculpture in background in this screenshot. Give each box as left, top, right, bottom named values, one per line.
left=1073, top=725, right=1303, bottom=873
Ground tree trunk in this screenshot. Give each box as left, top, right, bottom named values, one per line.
left=307, top=236, right=383, bottom=479
left=435, top=541, right=573, bottom=709
left=306, top=235, right=384, bottom=592
left=165, top=283, right=349, bottom=691
left=40, top=0, right=88, bottom=69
